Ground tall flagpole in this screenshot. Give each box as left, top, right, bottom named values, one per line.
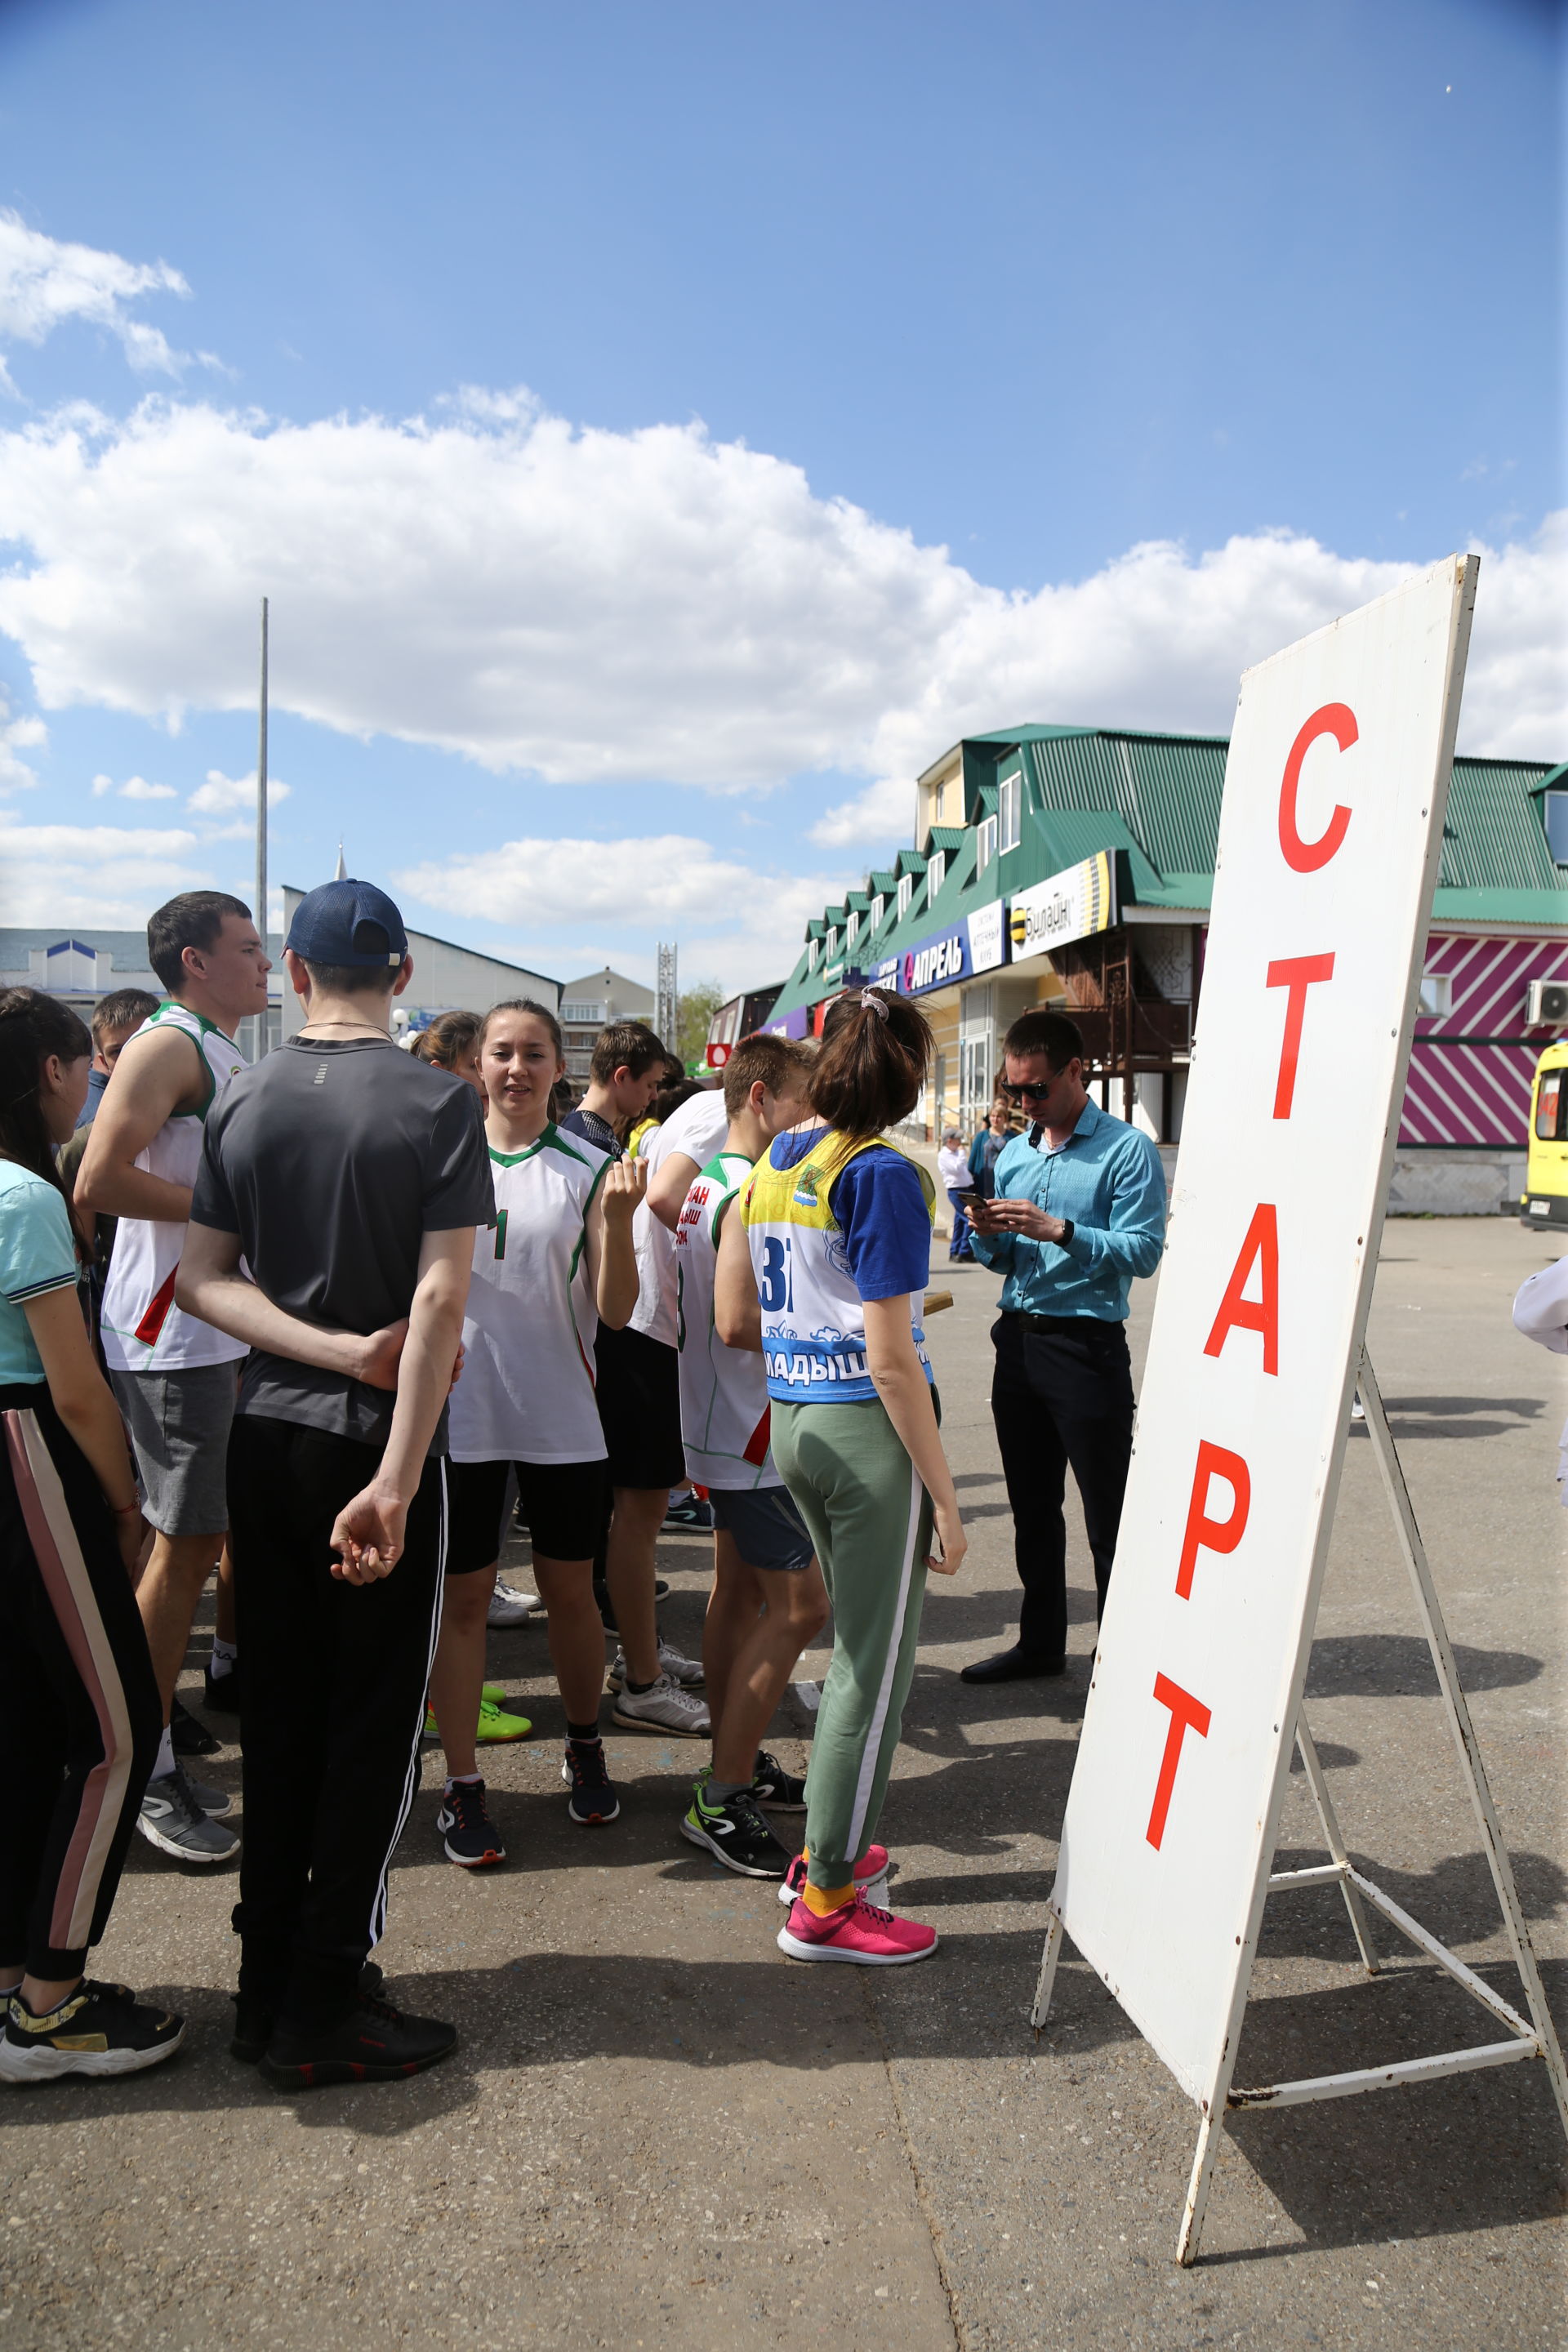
left=255, top=597, right=269, bottom=1057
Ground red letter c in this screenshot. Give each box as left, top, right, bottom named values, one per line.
left=1279, top=702, right=1357, bottom=873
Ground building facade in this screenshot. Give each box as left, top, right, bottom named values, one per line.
left=557, top=966, right=657, bottom=1086
left=764, top=728, right=1568, bottom=1211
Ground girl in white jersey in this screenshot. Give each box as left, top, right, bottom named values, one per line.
left=432, top=1000, right=645, bottom=1863
left=719, top=987, right=966, bottom=1967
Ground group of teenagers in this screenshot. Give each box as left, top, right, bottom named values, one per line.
left=0, top=869, right=1169, bottom=2095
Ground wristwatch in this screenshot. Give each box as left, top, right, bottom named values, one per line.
left=1058, top=1219, right=1076, bottom=1249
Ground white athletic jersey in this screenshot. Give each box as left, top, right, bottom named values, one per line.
left=675, top=1150, right=779, bottom=1491
left=99, top=1001, right=248, bottom=1374
left=448, top=1123, right=612, bottom=1465
left=628, top=1087, right=730, bottom=1347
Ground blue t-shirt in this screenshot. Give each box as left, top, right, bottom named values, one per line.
left=0, top=1162, right=79, bottom=1385
left=772, top=1129, right=932, bottom=1301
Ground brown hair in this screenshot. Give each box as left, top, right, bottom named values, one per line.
left=479, top=997, right=564, bottom=1060
left=91, top=988, right=158, bottom=1049
left=0, top=989, right=91, bottom=1259
left=589, top=1020, right=665, bottom=1084
left=722, top=1033, right=811, bottom=1119
left=413, top=1009, right=481, bottom=1067
left=807, top=989, right=931, bottom=1142
left=1001, top=1008, right=1085, bottom=1068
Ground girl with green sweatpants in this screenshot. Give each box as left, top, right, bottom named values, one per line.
left=719, top=986, right=967, bottom=1967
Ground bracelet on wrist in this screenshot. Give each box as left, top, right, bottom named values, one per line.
left=111, top=1499, right=140, bottom=1517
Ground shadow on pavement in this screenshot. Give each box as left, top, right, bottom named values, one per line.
left=1305, top=1632, right=1543, bottom=1698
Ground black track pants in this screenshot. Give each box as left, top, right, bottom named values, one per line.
left=0, top=1383, right=161, bottom=1978
left=989, top=1314, right=1134, bottom=1663
left=226, top=1415, right=445, bottom=2029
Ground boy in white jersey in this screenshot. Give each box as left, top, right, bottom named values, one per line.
left=78, top=892, right=270, bottom=1868
left=675, top=1035, right=831, bottom=1879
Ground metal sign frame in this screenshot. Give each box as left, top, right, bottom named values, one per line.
left=1030, top=1347, right=1568, bottom=2261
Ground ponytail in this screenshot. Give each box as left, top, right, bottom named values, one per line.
left=0, top=989, right=92, bottom=1259
left=807, top=987, right=931, bottom=1143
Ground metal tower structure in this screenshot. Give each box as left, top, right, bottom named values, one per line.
left=655, top=942, right=678, bottom=1054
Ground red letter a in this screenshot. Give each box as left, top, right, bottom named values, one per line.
left=1203, top=1204, right=1280, bottom=1375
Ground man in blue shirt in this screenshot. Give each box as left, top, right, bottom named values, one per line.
left=963, top=1009, right=1166, bottom=1682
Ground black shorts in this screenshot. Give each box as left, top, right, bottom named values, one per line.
left=592, top=1324, right=685, bottom=1491
left=445, top=1457, right=610, bottom=1571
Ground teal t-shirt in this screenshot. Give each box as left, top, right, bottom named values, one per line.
left=0, top=1162, right=78, bottom=1385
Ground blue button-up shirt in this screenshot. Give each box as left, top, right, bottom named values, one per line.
left=967, top=1097, right=1166, bottom=1321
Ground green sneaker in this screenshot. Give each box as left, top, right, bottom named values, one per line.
left=423, top=1696, right=532, bottom=1744
left=481, top=1682, right=506, bottom=1704
left=679, top=1786, right=791, bottom=1879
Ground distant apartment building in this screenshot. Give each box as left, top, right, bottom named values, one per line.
left=558, top=967, right=656, bottom=1085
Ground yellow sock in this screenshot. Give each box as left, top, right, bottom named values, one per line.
left=803, top=1878, right=855, bottom=1918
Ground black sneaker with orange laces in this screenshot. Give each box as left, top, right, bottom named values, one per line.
left=260, top=1993, right=457, bottom=2089
left=560, top=1736, right=621, bottom=1825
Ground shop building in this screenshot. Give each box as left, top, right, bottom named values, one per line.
left=764, top=726, right=1566, bottom=1210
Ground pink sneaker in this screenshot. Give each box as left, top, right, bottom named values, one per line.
left=776, top=1888, right=938, bottom=1967
left=776, top=1845, right=889, bottom=1907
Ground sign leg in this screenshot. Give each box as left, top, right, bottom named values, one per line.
left=1177, top=2105, right=1226, bottom=2267
left=1294, top=1716, right=1380, bottom=1976
left=1357, top=1351, right=1568, bottom=2140
left=1030, top=1909, right=1064, bottom=2036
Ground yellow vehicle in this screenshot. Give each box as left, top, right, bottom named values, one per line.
left=1521, top=1040, right=1568, bottom=1226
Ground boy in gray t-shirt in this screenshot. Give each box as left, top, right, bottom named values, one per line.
left=180, top=880, right=492, bottom=2090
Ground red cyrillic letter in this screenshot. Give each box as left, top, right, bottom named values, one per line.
left=1175, top=1440, right=1251, bottom=1599
left=1147, top=1673, right=1213, bottom=1850
left=1279, top=702, right=1356, bottom=872
left=1203, top=1204, right=1280, bottom=1374
left=1266, top=952, right=1335, bottom=1119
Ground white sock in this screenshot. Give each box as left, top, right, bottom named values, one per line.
left=209, top=1636, right=238, bottom=1679
left=444, top=1774, right=483, bottom=1793
left=154, top=1724, right=176, bottom=1780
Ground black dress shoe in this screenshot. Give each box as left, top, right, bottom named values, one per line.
left=960, top=1646, right=1067, bottom=1684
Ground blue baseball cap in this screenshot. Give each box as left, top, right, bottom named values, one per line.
left=285, top=878, right=409, bottom=968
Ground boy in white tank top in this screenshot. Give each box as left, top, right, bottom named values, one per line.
left=78, top=891, right=271, bottom=1866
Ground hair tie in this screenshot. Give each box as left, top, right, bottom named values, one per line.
left=858, top=990, right=889, bottom=1020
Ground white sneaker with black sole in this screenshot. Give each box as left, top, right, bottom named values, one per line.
left=488, top=1580, right=541, bottom=1627
left=137, top=1763, right=241, bottom=1864
left=610, top=1673, right=712, bottom=1738
left=606, top=1637, right=704, bottom=1695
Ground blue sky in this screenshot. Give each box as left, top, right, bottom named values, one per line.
left=0, top=0, right=1561, bottom=994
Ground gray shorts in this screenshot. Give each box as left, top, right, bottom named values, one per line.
left=710, top=1483, right=815, bottom=1573
left=109, top=1364, right=235, bottom=1539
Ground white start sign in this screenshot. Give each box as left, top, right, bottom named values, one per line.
left=1047, top=555, right=1477, bottom=2108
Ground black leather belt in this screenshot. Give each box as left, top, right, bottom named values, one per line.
left=1001, top=1309, right=1120, bottom=1336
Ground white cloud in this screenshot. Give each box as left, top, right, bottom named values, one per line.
left=118, top=773, right=177, bottom=800
left=809, top=774, right=914, bottom=849
left=188, top=767, right=292, bottom=816
left=0, top=693, right=45, bottom=793
left=396, top=835, right=844, bottom=993
left=0, top=813, right=208, bottom=925
left=0, top=212, right=194, bottom=390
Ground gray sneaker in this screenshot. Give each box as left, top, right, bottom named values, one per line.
left=137, top=1765, right=241, bottom=1864
left=610, top=1673, right=711, bottom=1738
left=180, top=1771, right=234, bottom=1819
left=606, top=1638, right=705, bottom=1695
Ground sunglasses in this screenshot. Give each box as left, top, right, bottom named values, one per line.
left=1001, top=1077, right=1059, bottom=1103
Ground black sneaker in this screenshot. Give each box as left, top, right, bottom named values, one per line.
left=679, top=1786, right=792, bottom=1878
left=751, top=1748, right=808, bottom=1811
left=261, top=1993, right=457, bottom=2088
left=0, top=1980, right=185, bottom=2083
left=230, top=1962, right=385, bottom=2065
left=169, top=1693, right=220, bottom=1757
left=203, top=1660, right=241, bottom=1716
left=560, top=1738, right=621, bottom=1825
left=662, top=1494, right=715, bottom=1531
left=436, top=1779, right=506, bottom=1869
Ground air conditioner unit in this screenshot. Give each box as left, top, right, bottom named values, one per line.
left=1526, top=979, right=1568, bottom=1026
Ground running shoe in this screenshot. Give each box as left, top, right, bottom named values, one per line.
left=488, top=1580, right=541, bottom=1627
left=137, top=1764, right=242, bottom=1864
left=169, top=1693, right=221, bottom=1757
left=436, top=1779, right=506, bottom=1868
left=230, top=1962, right=385, bottom=2066
left=751, top=1749, right=807, bottom=1810
left=202, top=1660, right=241, bottom=1717
left=777, top=1844, right=890, bottom=1905
left=605, top=1638, right=705, bottom=1695
left=662, top=1493, right=715, bottom=1532
left=777, top=1889, right=938, bottom=1967
left=0, top=1980, right=185, bottom=2084
left=561, top=1739, right=621, bottom=1825
left=260, top=1994, right=457, bottom=2089
left=422, top=1696, right=532, bottom=1744
left=610, top=1673, right=711, bottom=1738
left=680, top=1786, right=791, bottom=1878
left=180, top=1771, right=234, bottom=1819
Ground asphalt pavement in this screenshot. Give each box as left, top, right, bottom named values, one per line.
left=1, top=1216, right=1565, bottom=2349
